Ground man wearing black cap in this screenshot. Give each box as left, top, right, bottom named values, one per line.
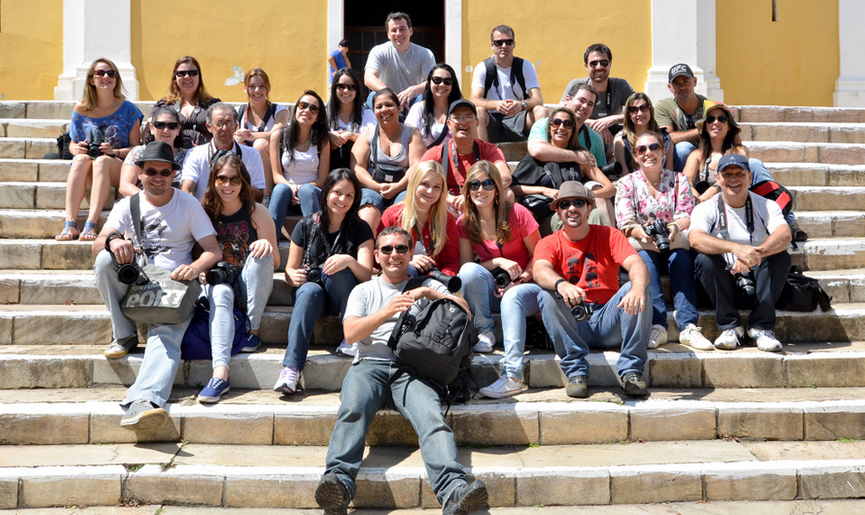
left=654, top=63, right=720, bottom=172
left=689, top=154, right=791, bottom=353
left=420, top=99, right=511, bottom=213
left=91, top=141, right=222, bottom=431
left=532, top=181, right=651, bottom=398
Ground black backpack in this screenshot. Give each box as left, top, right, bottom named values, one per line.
left=482, top=57, right=529, bottom=100
left=775, top=265, right=832, bottom=312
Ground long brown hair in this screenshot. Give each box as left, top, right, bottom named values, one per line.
left=164, top=56, right=214, bottom=105
left=244, top=67, right=272, bottom=104
left=622, top=92, right=661, bottom=148
left=81, top=58, right=125, bottom=111
left=460, top=161, right=512, bottom=246
left=546, top=107, right=581, bottom=150
left=698, top=104, right=742, bottom=165
left=202, top=154, right=256, bottom=225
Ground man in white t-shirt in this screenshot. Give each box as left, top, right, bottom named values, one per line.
left=181, top=103, right=266, bottom=201
left=92, top=141, right=221, bottom=431
left=470, top=24, right=547, bottom=143
left=689, top=154, right=792, bottom=352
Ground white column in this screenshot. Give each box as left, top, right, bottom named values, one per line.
left=834, top=0, right=865, bottom=106
left=326, top=0, right=345, bottom=96
left=644, top=0, right=723, bottom=103
left=444, top=0, right=462, bottom=78
left=55, top=0, right=138, bottom=100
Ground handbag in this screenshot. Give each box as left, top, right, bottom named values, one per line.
left=775, top=266, right=832, bottom=312
left=181, top=297, right=249, bottom=360
left=369, top=125, right=406, bottom=184
left=120, top=194, right=201, bottom=325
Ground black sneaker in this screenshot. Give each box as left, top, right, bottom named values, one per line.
left=622, top=372, right=648, bottom=397
left=565, top=375, right=589, bottom=398
left=315, top=473, right=350, bottom=515
left=104, top=333, right=138, bottom=359
left=788, top=219, right=809, bottom=242
left=443, top=480, right=488, bottom=515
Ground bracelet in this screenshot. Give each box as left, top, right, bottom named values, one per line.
left=104, top=232, right=123, bottom=252
left=554, top=279, right=566, bottom=292
left=713, top=184, right=722, bottom=192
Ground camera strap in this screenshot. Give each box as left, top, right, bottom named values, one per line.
left=129, top=193, right=149, bottom=266
left=716, top=194, right=754, bottom=245
left=443, top=139, right=480, bottom=194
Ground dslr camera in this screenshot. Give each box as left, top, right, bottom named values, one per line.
left=206, top=261, right=239, bottom=285
left=88, top=126, right=106, bottom=159
left=117, top=260, right=144, bottom=285
left=428, top=268, right=462, bottom=293
left=490, top=267, right=512, bottom=289
left=305, top=264, right=323, bottom=285
left=643, top=219, right=671, bottom=253
left=570, top=300, right=598, bottom=322
left=735, top=272, right=756, bottom=296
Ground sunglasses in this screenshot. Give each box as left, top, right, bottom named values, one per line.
left=558, top=199, right=587, bottom=210
left=94, top=69, right=116, bottom=78
left=431, top=76, right=455, bottom=86
left=636, top=143, right=662, bottom=155
left=551, top=118, right=575, bottom=128
left=215, top=175, right=242, bottom=186
left=143, top=168, right=173, bottom=177
left=627, top=104, right=650, bottom=114
left=450, top=115, right=477, bottom=124
left=175, top=69, right=200, bottom=78
left=588, top=59, right=610, bottom=68
left=152, top=121, right=179, bottom=130
left=336, top=83, right=357, bottom=91
left=492, top=39, right=515, bottom=47
left=705, top=114, right=730, bottom=124
left=297, top=101, right=320, bottom=114
left=468, top=179, right=496, bottom=191
left=379, top=244, right=410, bottom=255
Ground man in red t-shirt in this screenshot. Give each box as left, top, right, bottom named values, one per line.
left=532, top=181, right=651, bottom=398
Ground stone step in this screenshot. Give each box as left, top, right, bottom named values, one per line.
left=736, top=105, right=865, bottom=123
left=789, top=187, right=865, bottom=212
left=0, top=118, right=68, bottom=139
left=764, top=163, right=865, bottom=187
left=794, top=211, right=865, bottom=239
left=0, top=181, right=117, bottom=210
left=740, top=122, right=865, bottom=144
left=0, top=137, right=57, bottom=159
left=0, top=210, right=110, bottom=239
left=0, top=440, right=863, bottom=509
left=747, top=141, right=865, bottom=165
left=0, top=158, right=69, bottom=182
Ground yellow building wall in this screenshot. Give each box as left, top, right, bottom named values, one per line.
left=0, top=0, right=63, bottom=100
left=130, top=0, right=328, bottom=103
left=462, top=0, right=653, bottom=104
left=716, top=0, right=838, bottom=106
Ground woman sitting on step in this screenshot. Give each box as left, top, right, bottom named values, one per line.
left=57, top=58, right=143, bottom=241
left=154, top=56, right=221, bottom=148
left=404, top=63, right=463, bottom=148
left=326, top=67, right=376, bottom=171
left=118, top=105, right=186, bottom=197
left=613, top=92, right=674, bottom=175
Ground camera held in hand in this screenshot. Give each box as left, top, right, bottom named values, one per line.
left=570, top=300, right=598, bottom=322
left=735, top=272, right=756, bottom=296
left=88, top=126, right=105, bottom=159
left=117, top=260, right=144, bottom=285
left=428, top=268, right=462, bottom=293
left=643, top=219, right=671, bottom=253
left=206, top=261, right=239, bottom=285
left=490, top=267, right=512, bottom=289
left=305, top=265, right=323, bottom=285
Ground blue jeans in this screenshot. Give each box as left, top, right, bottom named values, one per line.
left=282, top=267, right=357, bottom=371
left=538, top=282, right=650, bottom=379
left=673, top=141, right=697, bottom=172
left=458, top=262, right=499, bottom=334
left=94, top=250, right=192, bottom=408
left=324, top=359, right=469, bottom=505
left=359, top=188, right=407, bottom=213
left=269, top=182, right=320, bottom=233
left=639, top=249, right=699, bottom=329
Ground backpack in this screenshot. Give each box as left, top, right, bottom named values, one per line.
left=775, top=265, right=832, bottom=312
left=750, top=180, right=793, bottom=217
left=512, top=155, right=583, bottom=220
left=181, top=296, right=250, bottom=360
left=482, top=57, right=529, bottom=100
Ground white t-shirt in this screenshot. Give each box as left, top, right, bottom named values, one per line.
left=365, top=42, right=435, bottom=95
left=690, top=192, right=787, bottom=248
left=471, top=57, right=540, bottom=108
left=281, top=144, right=320, bottom=185
left=105, top=190, right=216, bottom=271
left=181, top=142, right=266, bottom=200
left=335, top=107, right=377, bottom=134
left=405, top=102, right=446, bottom=147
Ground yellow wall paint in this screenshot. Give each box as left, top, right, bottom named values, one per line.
left=131, top=0, right=328, bottom=103
left=0, top=0, right=63, bottom=100
left=717, top=0, right=838, bottom=106
left=462, top=0, right=653, bottom=104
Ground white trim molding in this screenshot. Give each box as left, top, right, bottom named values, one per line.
left=834, top=0, right=865, bottom=106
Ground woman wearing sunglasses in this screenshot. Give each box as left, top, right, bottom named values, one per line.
left=118, top=106, right=186, bottom=197
left=196, top=154, right=278, bottom=403
left=57, top=58, right=144, bottom=241
left=327, top=68, right=376, bottom=170
left=269, top=90, right=331, bottom=233
left=154, top=56, right=220, bottom=147
left=614, top=93, right=674, bottom=176
left=682, top=103, right=750, bottom=203
left=274, top=168, right=374, bottom=395
left=458, top=161, right=542, bottom=398
left=615, top=132, right=712, bottom=351
left=405, top=64, right=463, bottom=148
left=352, top=88, right=426, bottom=234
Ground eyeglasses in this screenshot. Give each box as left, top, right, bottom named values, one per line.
left=450, top=115, right=476, bottom=124
left=431, top=76, right=455, bottom=86
left=550, top=118, right=576, bottom=128
left=558, top=199, right=587, bottom=210
left=211, top=120, right=236, bottom=129
left=468, top=179, right=496, bottom=191
left=94, top=69, right=116, bottom=78
left=627, top=104, right=650, bottom=114
left=215, top=175, right=242, bottom=186
left=175, top=69, right=200, bottom=78
left=379, top=244, right=410, bottom=255
left=492, top=39, right=515, bottom=47
left=297, top=101, right=320, bottom=114
left=588, top=59, right=610, bottom=68
left=705, top=114, right=730, bottom=124
left=336, top=83, right=357, bottom=91
left=635, top=143, right=662, bottom=155
left=152, top=121, right=179, bottom=130
left=143, top=168, right=173, bottom=177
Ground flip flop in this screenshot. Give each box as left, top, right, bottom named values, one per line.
left=54, top=220, right=79, bottom=241
left=80, top=220, right=99, bottom=241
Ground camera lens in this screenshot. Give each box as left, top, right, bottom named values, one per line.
left=492, top=268, right=511, bottom=289
left=117, top=263, right=140, bottom=285
left=307, top=267, right=322, bottom=284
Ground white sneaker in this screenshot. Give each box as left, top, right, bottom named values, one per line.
left=748, top=328, right=783, bottom=352
left=479, top=374, right=523, bottom=399
left=678, top=324, right=714, bottom=351
left=336, top=340, right=358, bottom=357
left=273, top=366, right=299, bottom=394
left=648, top=325, right=667, bottom=349
left=473, top=331, right=495, bottom=353
left=714, top=326, right=745, bottom=350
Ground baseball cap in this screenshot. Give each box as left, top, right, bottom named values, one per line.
left=448, top=99, right=478, bottom=117
left=717, top=153, right=751, bottom=174
left=668, top=63, right=694, bottom=83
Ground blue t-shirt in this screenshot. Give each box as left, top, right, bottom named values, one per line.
left=70, top=100, right=144, bottom=149
left=328, top=50, right=348, bottom=84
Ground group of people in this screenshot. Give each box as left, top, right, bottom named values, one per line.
left=63, top=12, right=799, bottom=515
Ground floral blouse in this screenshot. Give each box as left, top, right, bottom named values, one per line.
left=615, top=167, right=696, bottom=228
left=70, top=100, right=143, bottom=149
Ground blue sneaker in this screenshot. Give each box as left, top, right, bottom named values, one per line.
left=198, top=377, right=230, bottom=404
left=240, top=332, right=261, bottom=353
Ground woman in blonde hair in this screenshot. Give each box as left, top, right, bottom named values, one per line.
left=457, top=161, right=542, bottom=399
left=57, top=57, right=143, bottom=241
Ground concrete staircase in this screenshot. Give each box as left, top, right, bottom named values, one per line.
left=2, top=101, right=865, bottom=511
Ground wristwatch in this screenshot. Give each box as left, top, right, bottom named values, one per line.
left=521, top=100, right=528, bottom=111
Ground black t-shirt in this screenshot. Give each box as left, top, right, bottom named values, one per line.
left=291, top=214, right=373, bottom=268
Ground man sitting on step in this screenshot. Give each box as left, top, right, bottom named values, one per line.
left=689, top=153, right=791, bottom=352
left=91, top=141, right=221, bottom=431
left=314, top=226, right=487, bottom=515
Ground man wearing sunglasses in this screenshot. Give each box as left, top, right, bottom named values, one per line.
left=470, top=24, right=547, bottom=143
left=533, top=181, right=651, bottom=398
left=180, top=103, right=265, bottom=202
left=527, top=83, right=607, bottom=169
left=560, top=44, right=635, bottom=149
left=315, top=226, right=487, bottom=515
left=90, top=141, right=222, bottom=431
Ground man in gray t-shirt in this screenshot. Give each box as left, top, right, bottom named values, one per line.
left=314, top=226, right=488, bottom=515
